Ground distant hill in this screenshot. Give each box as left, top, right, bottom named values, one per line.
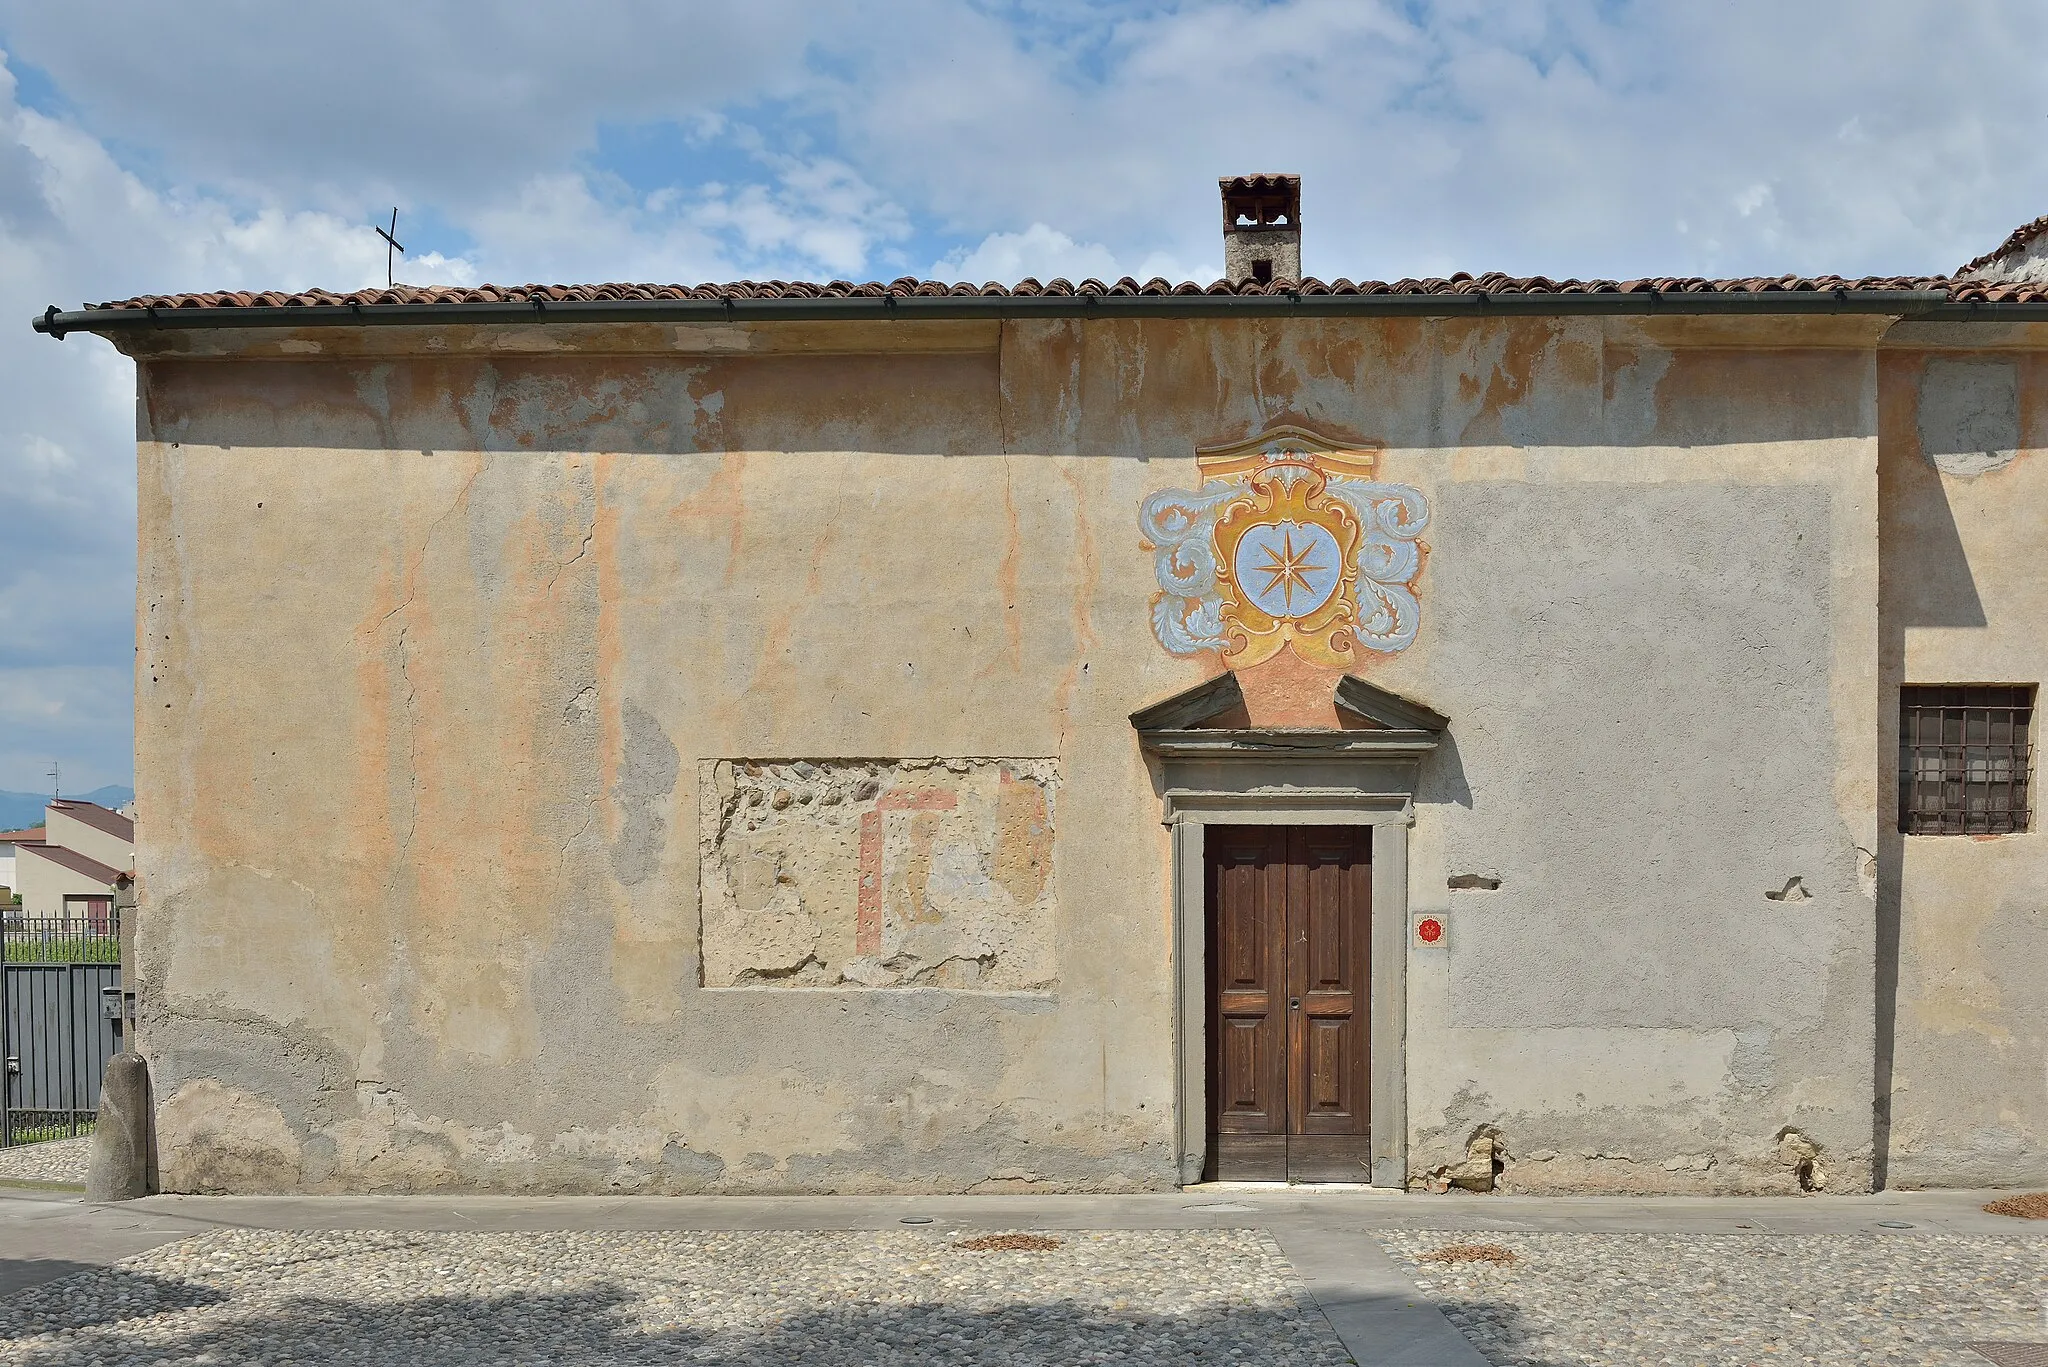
left=0, top=785, right=134, bottom=832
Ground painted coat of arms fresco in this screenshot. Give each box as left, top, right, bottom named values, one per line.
left=1139, top=425, right=1430, bottom=668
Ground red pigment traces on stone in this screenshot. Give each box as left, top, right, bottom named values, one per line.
left=857, top=788, right=959, bottom=953
left=875, top=789, right=959, bottom=811
left=857, top=810, right=884, bottom=955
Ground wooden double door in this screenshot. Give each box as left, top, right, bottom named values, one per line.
left=1204, top=825, right=1372, bottom=1183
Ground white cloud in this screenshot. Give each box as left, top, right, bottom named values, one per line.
left=691, top=157, right=909, bottom=279
left=932, top=222, right=1211, bottom=285
left=11, top=2, right=2046, bottom=286
left=0, top=665, right=131, bottom=793
left=804, top=0, right=2048, bottom=281
left=0, top=0, right=844, bottom=215
left=451, top=156, right=910, bottom=286
left=403, top=251, right=479, bottom=287
left=934, top=223, right=1120, bottom=284
left=0, top=665, right=120, bottom=723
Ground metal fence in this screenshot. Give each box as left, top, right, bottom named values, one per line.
left=2, top=912, right=123, bottom=1146
left=2, top=914, right=122, bottom=964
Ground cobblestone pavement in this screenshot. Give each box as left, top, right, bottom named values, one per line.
left=0, top=1139, right=89, bottom=1187
left=1379, top=1228, right=2048, bottom=1366
left=0, top=1228, right=1351, bottom=1366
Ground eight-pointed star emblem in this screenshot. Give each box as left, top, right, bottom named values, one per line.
left=1257, top=526, right=1327, bottom=611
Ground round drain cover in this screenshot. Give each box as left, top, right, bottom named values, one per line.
left=900, top=1216, right=934, bottom=1224
left=1876, top=1220, right=1913, bottom=1228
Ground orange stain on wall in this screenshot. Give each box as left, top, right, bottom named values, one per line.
left=1231, top=647, right=1358, bottom=729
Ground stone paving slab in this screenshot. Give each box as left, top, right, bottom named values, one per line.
left=0, top=1141, right=89, bottom=1188
left=0, top=1227, right=1354, bottom=1366
left=1378, top=1228, right=2048, bottom=1366
left=120, top=1188, right=2048, bottom=1236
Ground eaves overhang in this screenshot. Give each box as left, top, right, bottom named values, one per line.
left=35, top=288, right=2048, bottom=342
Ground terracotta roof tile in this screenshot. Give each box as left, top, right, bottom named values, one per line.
left=14, top=841, right=124, bottom=885
left=79, top=269, right=2048, bottom=312
left=1958, top=214, right=2048, bottom=275
left=49, top=800, right=133, bottom=843
left=1220, top=174, right=1301, bottom=194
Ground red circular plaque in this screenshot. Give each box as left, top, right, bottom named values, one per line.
left=1416, top=917, right=1443, bottom=944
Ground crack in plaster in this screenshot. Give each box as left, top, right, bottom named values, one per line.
left=545, top=527, right=594, bottom=595
left=385, top=460, right=485, bottom=883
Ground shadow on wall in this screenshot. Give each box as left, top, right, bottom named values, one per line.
left=137, top=336, right=1884, bottom=460
left=1872, top=355, right=1992, bottom=1190
left=0, top=1266, right=1354, bottom=1365
left=1419, top=727, right=1474, bottom=810
left=1888, top=378, right=1990, bottom=632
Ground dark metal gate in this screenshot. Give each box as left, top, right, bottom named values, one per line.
left=2, top=915, right=123, bottom=1146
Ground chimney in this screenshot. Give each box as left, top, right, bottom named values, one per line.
left=1221, top=174, right=1301, bottom=286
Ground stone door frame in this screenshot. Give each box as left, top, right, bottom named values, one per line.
left=1161, top=776, right=1417, bottom=1187
left=1133, top=675, right=1444, bottom=1188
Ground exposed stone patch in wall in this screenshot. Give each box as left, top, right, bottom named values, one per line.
left=1408, top=1079, right=1866, bottom=1195
left=700, top=759, right=1057, bottom=991
left=610, top=701, right=679, bottom=887
left=156, top=1079, right=304, bottom=1193
left=1777, top=1127, right=1829, bottom=1192
left=1419, top=1125, right=1508, bottom=1193
left=1918, top=358, right=2021, bottom=477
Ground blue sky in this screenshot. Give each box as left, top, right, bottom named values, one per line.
left=1, top=0, right=2045, bottom=791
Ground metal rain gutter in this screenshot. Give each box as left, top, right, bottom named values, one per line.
left=29, top=289, right=2048, bottom=339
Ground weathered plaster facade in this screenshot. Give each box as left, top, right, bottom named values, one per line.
left=68, top=284, right=2044, bottom=1195
left=1877, top=332, right=2048, bottom=1188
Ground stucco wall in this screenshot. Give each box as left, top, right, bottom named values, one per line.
left=45, top=806, right=134, bottom=872
left=1877, top=331, right=2048, bottom=1188
left=15, top=846, right=118, bottom=918
left=127, top=312, right=1887, bottom=1194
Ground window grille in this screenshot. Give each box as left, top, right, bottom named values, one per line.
left=1897, top=685, right=2034, bottom=835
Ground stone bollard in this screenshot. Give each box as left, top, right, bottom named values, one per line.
left=86, top=1052, right=156, bottom=1202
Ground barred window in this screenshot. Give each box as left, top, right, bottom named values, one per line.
left=1898, top=685, right=2034, bottom=835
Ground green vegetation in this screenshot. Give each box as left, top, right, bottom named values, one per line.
left=2, top=935, right=119, bottom=964
left=2, top=1117, right=94, bottom=1146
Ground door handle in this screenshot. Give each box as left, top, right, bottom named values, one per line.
left=1289, top=999, right=1301, bottom=1010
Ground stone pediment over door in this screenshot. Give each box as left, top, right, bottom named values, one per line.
left=1129, top=672, right=1446, bottom=760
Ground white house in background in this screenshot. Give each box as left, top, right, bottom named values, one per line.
left=0, top=824, right=44, bottom=899
left=12, top=800, right=134, bottom=921
left=43, top=800, right=134, bottom=873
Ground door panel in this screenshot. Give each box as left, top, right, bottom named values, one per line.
left=1205, top=826, right=1288, bottom=1141
left=1205, top=824, right=1370, bottom=1183
left=1289, top=826, right=1370, bottom=1142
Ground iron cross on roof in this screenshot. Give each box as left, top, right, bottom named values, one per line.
left=374, top=209, right=405, bottom=289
